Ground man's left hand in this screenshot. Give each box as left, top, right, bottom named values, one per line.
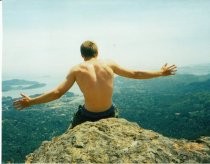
left=161, top=63, right=177, bottom=76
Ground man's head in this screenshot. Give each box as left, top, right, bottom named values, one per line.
left=80, top=41, right=98, bottom=59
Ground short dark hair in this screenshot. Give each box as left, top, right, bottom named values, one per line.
left=80, top=41, right=98, bottom=58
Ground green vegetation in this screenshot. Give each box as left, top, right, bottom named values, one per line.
left=2, top=74, right=210, bottom=163
left=113, top=74, right=210, bottom=140
left=2, top=92, right=82, bottom=163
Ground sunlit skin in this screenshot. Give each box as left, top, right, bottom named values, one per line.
left=13, top=56, right=177, bottom=112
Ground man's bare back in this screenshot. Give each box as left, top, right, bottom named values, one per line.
left=74, top=58, right=114, bottom=112
left=14, top=41, right=177, bottom=116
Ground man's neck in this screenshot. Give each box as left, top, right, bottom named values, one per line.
left=84, top=57, right=97, bottom=61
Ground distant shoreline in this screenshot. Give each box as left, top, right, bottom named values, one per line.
left=2, top=79, right=46, bottom=92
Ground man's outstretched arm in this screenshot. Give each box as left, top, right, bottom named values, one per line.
left=13, top=68, right=76, bottom=110
left=110, top=61, right=177, bottom=79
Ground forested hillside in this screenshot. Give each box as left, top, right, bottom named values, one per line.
left=113, top=74, right=210, bottom=139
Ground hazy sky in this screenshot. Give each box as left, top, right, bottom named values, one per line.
left=3, top=0, right=210, bottom=78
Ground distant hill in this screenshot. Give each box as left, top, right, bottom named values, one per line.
left=178, top=63, right=210, bottom=75
left=2, top=79, right=46, bottom=92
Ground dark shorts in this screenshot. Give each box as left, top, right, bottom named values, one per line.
left=70, top=105, right=119, bottom=129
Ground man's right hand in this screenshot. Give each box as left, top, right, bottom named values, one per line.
left=160, top=63, right=177, bottom=76
left=13, top=93, right=32, bottom=110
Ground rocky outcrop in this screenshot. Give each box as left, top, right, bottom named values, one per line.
left=26, top=118, right=210, bottom=163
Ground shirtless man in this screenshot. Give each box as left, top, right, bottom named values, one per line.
left=13, top=40, right=177, bottom=128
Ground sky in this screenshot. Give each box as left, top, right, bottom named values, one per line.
left=2, top=0, right=210, bottom=79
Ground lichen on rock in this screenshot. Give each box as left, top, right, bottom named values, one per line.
left=26, top=118, right=210, bottom=163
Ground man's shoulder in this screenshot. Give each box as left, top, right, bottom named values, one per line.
left=69, top=59, right=117, bottom=72
left=70, top=64, right=82, bottom=72
left=103, top=59, right=118, bottom=69
left=69, top=62, right=89, bottom=73
left=101, top=59, right=116, bottom=66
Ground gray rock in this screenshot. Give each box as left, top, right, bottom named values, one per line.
left=25, top=118, right=210, bottom=163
